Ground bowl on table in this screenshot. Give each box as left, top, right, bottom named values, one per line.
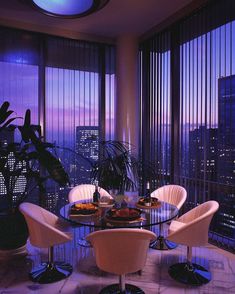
left=106, top=207, right=142, bottom=221
left=70, top=202, right=98, bottom=216
left=137, top=197, right=160, bottom=208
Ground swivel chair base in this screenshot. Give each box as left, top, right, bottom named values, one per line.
left=150, top=236, right=177, bottom=250
left=30, top=262, right=73, bottom=284
left=78, top=237, right=92, bottom=248
left=99, top=283, right=145, bottom=294
left=168, top=262, right=211, bottom=286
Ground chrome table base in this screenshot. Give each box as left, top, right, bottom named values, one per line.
left=150, top=236, right=177, bottom=250
left=99, top=283, right=144, bottom=294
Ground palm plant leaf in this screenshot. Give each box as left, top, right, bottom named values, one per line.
left=36, top=148, right=70, bottom=186
left=92, top=140, right=138, bottom=193
left=0, top=102, right=70, bottom=212
left=0, top=101, right=21, bottom=131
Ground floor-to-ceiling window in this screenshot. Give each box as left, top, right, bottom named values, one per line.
left=178, top=1, right=235, bottom=250
left=0, top=29, right=39, bottom=126
left=140, top=0, right=235, bottom=251
left=45, top=38, right=115, bottom=193
left=140, top=30, right=171, bottom=191
left=0, top=27, right=116, bottom=210
left=0, top=29, right=39, bottom=209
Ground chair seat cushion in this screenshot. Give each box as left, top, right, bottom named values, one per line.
left=168, top=220, right=186, bottom=235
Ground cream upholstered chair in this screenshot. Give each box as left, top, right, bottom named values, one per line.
left=68, top=184, right=112, bottom=203
left=19, top=202, right=73, bottom=284
left=167, top=200, right=219, bottom=286
left=68, top=184, right=112, bottom=247
left=86, top=228, right=156, bottom=294
left=150, top=184, right=187, bottom=250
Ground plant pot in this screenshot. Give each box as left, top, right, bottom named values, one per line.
left=0, top=209, right=28, bottom=251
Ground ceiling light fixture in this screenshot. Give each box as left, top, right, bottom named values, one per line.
left=24, top=0, right=109, bottom=18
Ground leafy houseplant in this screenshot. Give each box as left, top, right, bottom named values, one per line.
left=91, top=140, right=159, bottom=199
left=91, top=140, right=139, bottom=194
left=0, top=101, right=70, bottom=251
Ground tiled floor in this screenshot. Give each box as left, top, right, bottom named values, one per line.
left=0, top=226, right=235, bottom=294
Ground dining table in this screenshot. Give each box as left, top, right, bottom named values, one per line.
left=59, top=197, right=179, bottom=249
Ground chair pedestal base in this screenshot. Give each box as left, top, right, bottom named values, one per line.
left=30, top=262, right=73, bottom=284
left=168, top=262, right=211, bottom=286
left=150, top=236, right=177, bottom=250
left=99, top=283, right=144, bottom=294
left=78, top=237, right=92, bottom=248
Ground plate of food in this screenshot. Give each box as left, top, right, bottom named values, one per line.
left=136, top=197, right=160, bottom=209
left=106, top=207, right=142, bottom=221
left=70, top=202, right=98, bottom=216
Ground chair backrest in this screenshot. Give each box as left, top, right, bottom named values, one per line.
left=86, top=228, right=156, bottom=275
left=68, top=184, right=112, bottom=203
left=19, top=202, right=72, bottom=248
left=151, top=184, right=187, bottom=210
left=168, top=200, right=219, bottom=247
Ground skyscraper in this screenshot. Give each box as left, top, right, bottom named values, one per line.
left=189, top=126, right=218, bottom=181
left=75, top=126, right=99, bottom=184
left=218, top=75, right=235, bottom=185
left=0, top=129, right=27, bottom=210
left=217, top=75, right=235, bottom=239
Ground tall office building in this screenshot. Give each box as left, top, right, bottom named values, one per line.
left=217, top=75, right=235, bottom=239
left=75, top=126, right=99, bottom=184
left=189, top=126, right=218, bottom=181
left=218, top=75, right=235, bottom=185
left=0, top=129, right=27, bottom=209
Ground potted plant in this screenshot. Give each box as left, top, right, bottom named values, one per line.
left=0, top=101, right=70, bottom=253
left=91, top=140, right=159, bottom=201
left=91, top=140, right=139, bottom=195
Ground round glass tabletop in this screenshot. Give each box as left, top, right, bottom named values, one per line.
left=59, top=200, right=179, bottom=229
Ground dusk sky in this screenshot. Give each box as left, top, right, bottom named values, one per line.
left=0, top=21, right=234, bottom=148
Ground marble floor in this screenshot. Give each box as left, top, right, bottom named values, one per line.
left=0, top=226, right=235, bottom=294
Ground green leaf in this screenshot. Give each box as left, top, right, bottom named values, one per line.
left=0, top=101, right=10, bottom=124
left=37, top=149, right=70, bottom=186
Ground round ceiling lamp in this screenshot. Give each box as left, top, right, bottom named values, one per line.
left=25, top=0, right=109, bottom=18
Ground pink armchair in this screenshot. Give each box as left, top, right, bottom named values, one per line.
left=167, top=200, right=219, bottom=285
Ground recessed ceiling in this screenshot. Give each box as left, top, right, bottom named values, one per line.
left=27, top=0, right=109, bottom=18
left=0, top=0, right=195, bottom=42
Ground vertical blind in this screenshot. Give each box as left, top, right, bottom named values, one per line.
left=0, top=27, right=116, bottom=208
left=45, top=37, right=116, bottom=187
left=140, top=0, right=235, bottom=252
left=140, top=30, right=171, bottom=191
left=0, top=28, right=39, bottom=126
left=178, top=0, right=235, bottom=251
left=105, top=46, right=116, bottom=141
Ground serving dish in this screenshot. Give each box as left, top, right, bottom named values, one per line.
left=136, top=197, right=161, bottom=209
left=106, top=207, right=142, bottom=221
left=70, top=202, right=98, bottom=215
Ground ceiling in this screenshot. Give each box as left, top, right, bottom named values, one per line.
left=0, top=0, right=195, bottom=43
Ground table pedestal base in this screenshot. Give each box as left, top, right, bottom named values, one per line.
left=150, top=236, right=177, bottom=250
left=99, top=283, right=144, bottom=294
